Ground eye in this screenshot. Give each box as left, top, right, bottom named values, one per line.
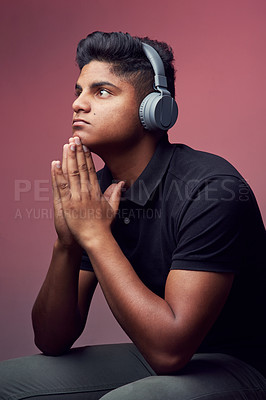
left=98, top=89, right=111, bottom=98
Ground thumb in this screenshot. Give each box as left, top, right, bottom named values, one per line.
left=107, top=181, right=125, bottom=213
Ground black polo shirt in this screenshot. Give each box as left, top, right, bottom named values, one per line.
left=80, top=136, right=266, bottom=375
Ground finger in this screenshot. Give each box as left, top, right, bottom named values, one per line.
left=103, top=183, right=119, bottom=202
left=62, top=144, right=69, bottom=177
left=53, top=160, right=71, bottom=201
left=71, top=137, right=90, bottom=193
left=51, top=161, right=61, bottom=201
left=51, top=161, right=65, bottom=220
left=67, top=143, right=81, bottom=194
left=83, top=145, right=99, bottom=187
left=106, top=181, right=124, bottom=214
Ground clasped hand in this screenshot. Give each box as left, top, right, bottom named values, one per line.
left=51, top=137, right=124, bottom=249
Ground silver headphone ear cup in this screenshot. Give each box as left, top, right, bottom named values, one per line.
left=139, top=92, right=178, bottom=131
left=139, top=97, right=148, bottom=130
left=139, top=92, right=161, bottom=131
left=159, top=95, right=178, bottom=129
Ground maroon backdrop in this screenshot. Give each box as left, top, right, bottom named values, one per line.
left=0, top=0, right=265, bottom=361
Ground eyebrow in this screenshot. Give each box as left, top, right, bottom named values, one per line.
left=75, top=81, right=120, bottom=91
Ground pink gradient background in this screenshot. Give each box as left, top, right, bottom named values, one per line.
left=0, top=0, right=265, bottom=361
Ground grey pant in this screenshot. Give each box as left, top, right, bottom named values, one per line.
left=0, top=343, right=265, bottom=400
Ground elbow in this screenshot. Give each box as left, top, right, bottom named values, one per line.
left=32, top=316, right=77, bottom=356
left=34, top=335, right=72, bottom=357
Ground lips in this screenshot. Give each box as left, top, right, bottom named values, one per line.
left=72, top=119, right=89, bottom=125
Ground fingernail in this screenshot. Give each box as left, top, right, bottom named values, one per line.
left=55, top=161, right=61, bottom=168
left=63, top=144, right=68, bottom=157
left=83, top=145, right=89, bottom=152
left=74, top=137, right=81, bottom=145
left=70, top=144, right=75, bottom=151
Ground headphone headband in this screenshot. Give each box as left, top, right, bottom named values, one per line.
left=142, top=43, right=168, bottom=90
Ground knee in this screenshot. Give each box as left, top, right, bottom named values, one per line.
left=100, top=376, right=185, bottom=400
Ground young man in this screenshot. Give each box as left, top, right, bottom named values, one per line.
left=0, top=31, right=265, bottom=400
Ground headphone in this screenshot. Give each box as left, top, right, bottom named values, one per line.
left=139, top=42, right=178, bottom=131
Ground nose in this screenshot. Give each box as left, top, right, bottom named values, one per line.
left=72, top=94, right=91, bottom=113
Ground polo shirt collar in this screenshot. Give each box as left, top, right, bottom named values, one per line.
left=99, top=135, right=175, bottom=206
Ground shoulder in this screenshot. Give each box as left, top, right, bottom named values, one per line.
left=168, top=143, right=245, bottom=187
left=163, top=144, right=264, bottom=242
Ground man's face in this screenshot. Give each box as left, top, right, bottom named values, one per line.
left=72, top=61, right=144, bottom=155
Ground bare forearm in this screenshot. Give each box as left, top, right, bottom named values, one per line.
left=50, top=141, right=189, bottom=370
left=49, top=141, right=234, bottom=374
left=32, top=240, right=83, bottom=355
left=85, top=233, right=181, bottom=373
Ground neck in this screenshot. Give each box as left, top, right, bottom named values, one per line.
left=100, top=132, right=165, bottom=187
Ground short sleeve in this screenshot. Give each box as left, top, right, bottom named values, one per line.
left=80, top=249, right=94, bottom=272
left=171, top=176, right=256, bottom=273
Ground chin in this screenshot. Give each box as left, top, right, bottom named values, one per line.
left=72, top=130, right=91, bottom=145
left=72, top=132, right=101, bottom=155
